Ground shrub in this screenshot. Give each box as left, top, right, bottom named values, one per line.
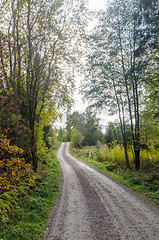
left=0, top=130, right=35, bottom=194
left=71, top=128, right=84, bottom=148
left=96, top=144, right=112, bottom=162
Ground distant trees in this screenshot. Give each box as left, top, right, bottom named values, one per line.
left=83, top=109, right=103, bottom=146
left=82, top=0, right=158, bottom=170
left=65, top=109, right=103, bottom=147
left=71, top=128, right=84, bottom=148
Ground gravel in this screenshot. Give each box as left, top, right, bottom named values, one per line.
left=41, top=142, right=159, bottom=240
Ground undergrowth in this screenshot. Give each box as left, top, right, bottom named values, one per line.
left=0, top=149, right=60, bottom=240
left=71, top=145, right=159, bottom=205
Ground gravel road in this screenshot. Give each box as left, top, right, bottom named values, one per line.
left=42, top=142, right=159, bottom=240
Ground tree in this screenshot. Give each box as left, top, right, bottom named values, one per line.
left=83, top=0, right=148, bottom=169
left=104, top=122, right=122, bottom=144
left=144, top=42, right=159, bottom=121
left=66, top=111, right=85, bottom=136
left=57, top=128, right=65, bottom=142
left=140, top=111, right=159, bottom=148
left=0, top=0, right=89, bottom=171
left=138, top=0, right=159, bottom=51
left=65, top=109, right=103, bottom=146
left=83, top=108, right=102, bottom=146
left=71, top=128, right=84, bottom=148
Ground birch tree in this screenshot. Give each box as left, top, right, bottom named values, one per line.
left=83, top=0, right=146, bottom=170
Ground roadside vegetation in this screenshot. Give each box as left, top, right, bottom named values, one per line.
left=0, top=146, right=60, bottom=240
left=0, top=0, right=158, bottom=236
left=71, top=143, right=159, bottom=205
left=0, top=0, right=87, bottom=237
left=61, top=0, right=159, bottom=204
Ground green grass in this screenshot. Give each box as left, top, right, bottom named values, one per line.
left=70, top=147, right=159, bottom=205
left=0, top=149, right=60, bottom=240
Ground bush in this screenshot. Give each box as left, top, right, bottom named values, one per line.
left=71, top=128, right=84, bottom=148
left=0, top=130, right=35, bottom=194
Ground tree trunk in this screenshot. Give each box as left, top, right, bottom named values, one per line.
left=31, top=135, right=38, bottom=172
left=123, top=137, right=130, bottom=169
left=30, top=118, right=38, bottom=172
left=118, top=24, right=140, bottom=170
left=112, top=78, right=130, bottom=168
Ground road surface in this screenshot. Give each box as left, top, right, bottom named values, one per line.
left=42, top=142, right=159, bottom=240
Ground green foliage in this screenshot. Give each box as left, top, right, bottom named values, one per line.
left=61, top=131, right=71, bottom=142
left=43, top=125, right=56, bottom=149
left=83, top=108, right=103, bottom=146
left=82, top=0, right=158, bottom=170
left=72, top=140, right=159, bottom=170
left=71, top=128, right=84, bottom=148
left=0, top=149, right=60, bottom=240
left=0, top=0, right=89, bottom=171
left=140, top=111, right=159, bottom=146
left=144, top=42, right=159, bottom=121
left=66, top=111, right=85, bottom=134
left=0, top=130, right=35, bottom=194
left=0, top=191, right=18, bottom=222
left=65, top=109, right=103, bottom=146
left=71, top=146, right=159, bottom=205
left=104, top=122, right=131, bottom=144
left=57, top=128, right=65, bottom=141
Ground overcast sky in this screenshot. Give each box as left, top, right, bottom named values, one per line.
left=88, top=0, right=107, bottom=10
left=54, top=0, right=118, bottom=130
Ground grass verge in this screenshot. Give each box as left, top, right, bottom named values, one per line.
left=0, top=149, right=60, bottom=240
left=70, top=148, right=159, bottom=206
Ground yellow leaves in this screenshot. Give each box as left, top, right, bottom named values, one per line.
left=0, top=130, right=35, bottom=194
left=0, top=133, right=23, bottom=156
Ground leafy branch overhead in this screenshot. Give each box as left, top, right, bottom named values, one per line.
left=0, top=0, right=89, bottom=172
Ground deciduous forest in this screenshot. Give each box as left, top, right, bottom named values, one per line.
left=0, top=0, right=158, bottom=239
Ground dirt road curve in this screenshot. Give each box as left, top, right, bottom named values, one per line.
left=42, top=142, right=159, bottom=240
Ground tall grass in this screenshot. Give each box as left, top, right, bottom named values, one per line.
left=96, top=142, right=159, bottom=169
left=71, top=143, right=159, bottom=204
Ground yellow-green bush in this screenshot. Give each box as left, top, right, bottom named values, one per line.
left=96, top=142, right=159, bottom=169
left=97, top=144, right=112, bottom=162
left=140, top=145, right=159, bottom=167
left=0, top=130, right=35, bottom=194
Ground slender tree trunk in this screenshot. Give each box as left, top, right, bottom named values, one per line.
left=0, top=34, right=9, bottom=87
left=118, top=23, right=140, bottom=170
left=112, top=78, right=130, bottom=168
left=30, top=118, right=38, bottom=172
left=132, top=20, right=140, bottom=170
left=11, top=0, right=18, bottom=111
left=26, top=0, right=38, bottom=171
left=16, top=0, right=22, bottom=99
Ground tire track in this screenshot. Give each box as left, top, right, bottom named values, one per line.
left=42, top=142, right=159, bottom=240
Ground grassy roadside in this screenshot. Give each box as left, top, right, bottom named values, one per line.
left=70, top=148, right=159, bottom=206
left=0, top=148, right=60, bottom=240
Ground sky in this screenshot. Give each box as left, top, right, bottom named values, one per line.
left=54, top=0, right=118, bottom=131
left=88, top=0, right=107, bottom=10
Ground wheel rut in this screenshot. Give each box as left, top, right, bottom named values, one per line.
left=41, top=142, right=159, bottom=240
